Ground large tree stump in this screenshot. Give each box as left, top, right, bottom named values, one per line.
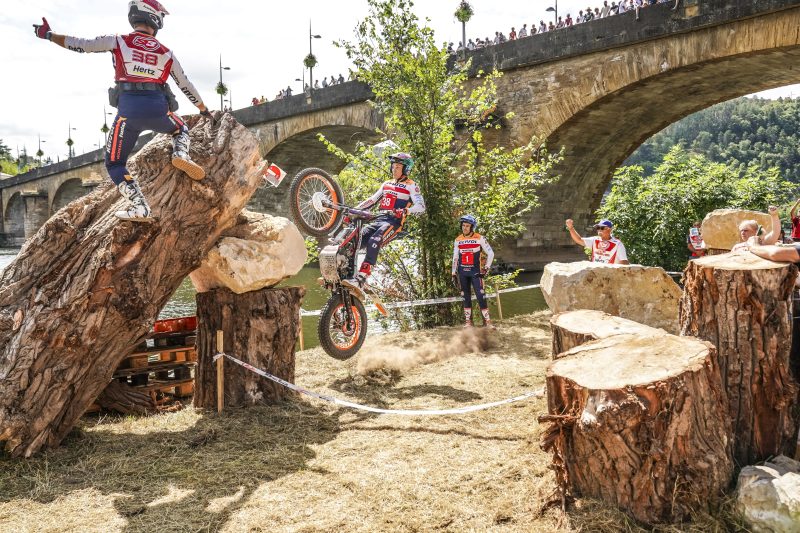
left=193, top=287, right=304, bottom=409
left=0, top=113, right=265, bottom=457
left=550, top=309, right=664, bottom=357
left=680, top=252, right=799, bottom=465
left=539, top=333, right=732, bottom=524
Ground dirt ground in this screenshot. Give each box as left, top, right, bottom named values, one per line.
left=0, top=312, right=743, bottom=532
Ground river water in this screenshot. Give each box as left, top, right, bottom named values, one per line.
left=0, top=248, right=548, bottom=348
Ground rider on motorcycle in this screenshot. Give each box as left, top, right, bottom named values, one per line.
left=32, top=0, right=212, bottom=221
left=343, top=152, right=426, bottom=289
left=452, top=215, right=495, bottom=328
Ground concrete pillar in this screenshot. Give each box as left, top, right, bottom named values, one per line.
left=22, top=192, right=49, bottom=241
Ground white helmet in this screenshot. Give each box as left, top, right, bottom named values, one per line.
left=128, top=0, right=169, bottom=32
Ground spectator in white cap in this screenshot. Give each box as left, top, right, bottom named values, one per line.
left=565, top=218, right=630, bottom=264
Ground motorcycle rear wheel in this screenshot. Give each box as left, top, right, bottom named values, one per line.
left=289, top=167, right=344, bottom=238
left=318, top=293, right=368, bottom=360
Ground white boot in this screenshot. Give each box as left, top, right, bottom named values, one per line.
left=463, top=308, right=473, bottom=328
left=171, top=130, right=205, bottom=181
left=115, top=180, right=152, bottom=221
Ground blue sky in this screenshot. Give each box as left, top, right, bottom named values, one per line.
left=1, top=0, right=797, bottom=162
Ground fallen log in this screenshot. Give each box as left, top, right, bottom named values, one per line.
left=550, top=309, right=664, bottom=357
left=96, top=379, right=156, bottom=415
left=680, top=252, right=799, bottom=465
left=539, top=333, right=732, bottom=524
left=0, top=113, right=265, bottom=457
left=193, top=287, right=305, bottom=409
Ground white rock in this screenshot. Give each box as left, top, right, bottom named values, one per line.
left=540, top=261, right=681, bottom=334
left=737, top=455, right=800, bottom=533
left=702, top=209, right=774, bottom=251
left=190, top=211, right=307, bottom=294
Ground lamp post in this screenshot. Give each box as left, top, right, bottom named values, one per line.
left=218, top=55, right=231, bottom=111
left=308, top=21, right=321, bottom=89
left=37, top=135, right=46, bottom=164
left=67, top=123, right=77, bottom=159
left=546, top=1, right=558, bottom=23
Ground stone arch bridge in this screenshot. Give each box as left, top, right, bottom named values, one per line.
left=3, top=0, right=798, bottom=268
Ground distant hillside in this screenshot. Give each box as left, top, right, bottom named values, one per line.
left=625, top=96, right=800, bottom=181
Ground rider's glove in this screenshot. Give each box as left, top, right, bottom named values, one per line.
left=393, top=208, right=406, bottom=220
left=33, top=17, right=52, bottom=40
left=343, top=215, right=351, bottom=226
left=198, top=104, right=217, bottom=124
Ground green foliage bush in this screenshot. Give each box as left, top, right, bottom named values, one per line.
left=599, top=146, right=793, bottom=272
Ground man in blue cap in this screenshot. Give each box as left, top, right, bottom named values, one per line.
left=565, top=218, right=630, bottom=264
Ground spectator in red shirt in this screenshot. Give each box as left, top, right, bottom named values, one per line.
left=790, top=197, right=800, bottom=242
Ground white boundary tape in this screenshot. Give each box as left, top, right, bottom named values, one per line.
left=301, top=283, right=541, bottom=317
left=213, top=352, right=544, bottom=415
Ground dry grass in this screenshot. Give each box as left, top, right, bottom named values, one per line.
left=0, top=312, right=747, bottom=532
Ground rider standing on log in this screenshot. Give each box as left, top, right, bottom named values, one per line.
left=343, top=152, right=425, bottom=289
left=32, top=0, right=212, bottom=221
left=452, top=215, right=495, bottom=328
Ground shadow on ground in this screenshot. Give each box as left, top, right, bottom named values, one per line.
left=0, top=401, right=340, bottom=532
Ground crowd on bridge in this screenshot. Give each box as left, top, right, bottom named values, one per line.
left=251, top=73, right=350, bottom=106
left=448, top=0, right=680, bottom=53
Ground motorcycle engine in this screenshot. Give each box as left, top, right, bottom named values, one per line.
left=319, top=245, right=341, bottom=283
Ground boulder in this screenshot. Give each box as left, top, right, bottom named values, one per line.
left=540, top=261, right=681, bottom=334
left=190, top=210, right=307, bottom=294
left=702, top=209, right=774, bottom=251
left=737, top=455, right=800, bottom=533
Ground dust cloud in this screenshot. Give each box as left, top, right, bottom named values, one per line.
left=356, top=327, right=494, bottom=374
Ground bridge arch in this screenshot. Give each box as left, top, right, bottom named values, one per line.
left=495, top=4, right=800, bottom=267
left=51, top=178, right=87, bottom=215
left=4, top=193, right=25, bottom=244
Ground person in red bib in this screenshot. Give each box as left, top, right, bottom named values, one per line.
left=32, top=0, right=212, bottom=222
left=789, top=197, right=800, bottom=243
left=451, top=215, right=495, bottom=328
left=687, top=221, right=706, bottom=258
left=342, top=152, right=425, bottom=289
left=565, top=218, right=630, bottom=265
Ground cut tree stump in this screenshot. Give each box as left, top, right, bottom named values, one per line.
left=680, top=252, right=800, bottom=465
left=539, top=333, right=732, bottom=524
left=0, top=112, right=265, bottom=457
left=550, top=309, right=665, bottom=357
left=193, top=286, right=305, bottom=409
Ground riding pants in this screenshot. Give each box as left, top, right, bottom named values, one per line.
left=360, top=215, right=403, bottom=267
left=105, top=91, right=188, bottom=185
left=459, top=273, right=487, bottom=310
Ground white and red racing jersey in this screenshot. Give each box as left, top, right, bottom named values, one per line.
left=63, top=32, right=203, bottom=106
left=452, top=233, right=494, bottom=274
left=581, top=236, right=628, bottom=264
left=357, top=178, right=426, bottom=215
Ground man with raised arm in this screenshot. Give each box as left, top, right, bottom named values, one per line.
left=32, top=1, right=212, bottom=221
left=565, top=218, right=630, bottom=265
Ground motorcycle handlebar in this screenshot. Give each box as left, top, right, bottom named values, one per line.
left=321, top=199, right=376, bottom=221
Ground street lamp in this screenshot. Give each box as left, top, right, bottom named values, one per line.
left=546, top=1, right=558, bottom=23
left=67, top=123, right=77, bottom=159
left=37, top=135, right=46, bottom=164
left=101, top=107, right=113, bottom=145
left=308, top=21, right=322, bottom=89
left=218, top=55, right=231, bottom=111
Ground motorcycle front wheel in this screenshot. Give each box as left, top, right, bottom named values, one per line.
left=289, top=167, right=344, bottom=238
left=318, top=293, right=368, bottom=360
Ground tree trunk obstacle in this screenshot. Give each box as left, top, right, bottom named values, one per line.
left=193, top=287, right=304, bottom=410
left=550, top=309, right=664, bottom=357
left=540, top=332, right=733, bottom=524
left=680, top=252, right=800, bottom=466
left=0, top=113, right=266, bottom=457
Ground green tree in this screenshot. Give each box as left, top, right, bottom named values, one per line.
left=325, top=0, right=560, bottom=325
left=599, top=146, right=793, bottom=271
left=0, top=140, right=11, bottom=161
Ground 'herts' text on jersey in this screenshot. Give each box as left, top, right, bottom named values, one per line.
left=133, top=64, right=156, bottom=76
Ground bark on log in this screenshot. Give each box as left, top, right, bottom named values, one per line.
left=193, top=287, right=304, bottom=409
left=550, top=310, right=665, bottom=357
left=680, top=252, right=800, bottom=466
left=539, top=333, right=732, bottom=524
left=96, top=380, right=156, bottom=415
left=0, top=112, right=265, bottom=457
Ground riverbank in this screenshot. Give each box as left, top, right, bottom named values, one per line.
left=0, top=312, right=743, bottom=532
